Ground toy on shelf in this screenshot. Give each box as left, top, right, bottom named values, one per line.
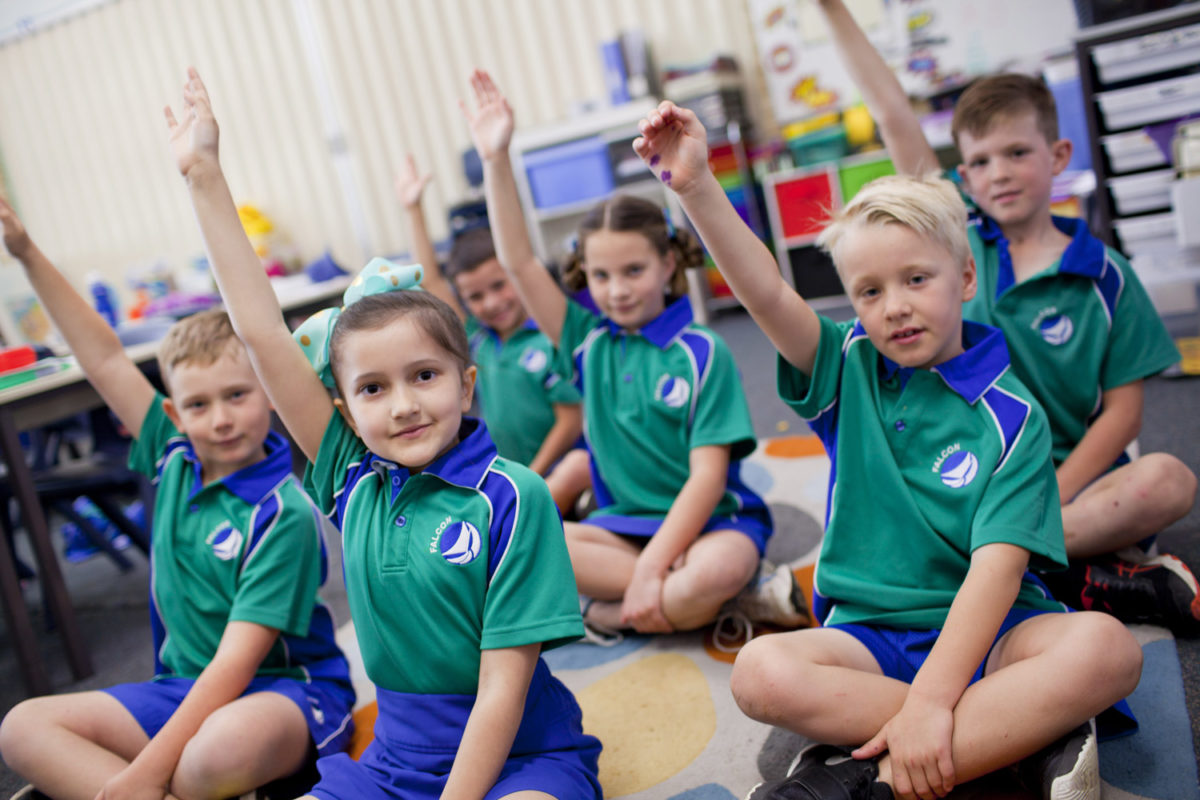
left=238, top=204, right=300, bottom=277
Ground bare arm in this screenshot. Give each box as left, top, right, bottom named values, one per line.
left=440, top=643, right=541, bottom=800
left=0, top=198, right=155, bottom=439
left=621, top=444, right=730, bottom=633
left=97, top=622, right=278, bottom=800
left=395, top=155, right=464, bottom=321
left=854, top=542, right=1028, bottom=798
left=1056, top=381, right=1143, bottom=503
left=633, top=102, right=823, bottom=375
left=165, top=68, right=332, bottom=461
left=815, top=0, right=938, bottom=175
left=463, top=70, right=567, bottom=345
left=526, top=403, right=582, bottom=477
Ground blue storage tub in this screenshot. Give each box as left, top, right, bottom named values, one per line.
left=523, top=137, right=614, bottom=210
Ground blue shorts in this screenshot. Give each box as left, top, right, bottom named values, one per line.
left=310, top=660, right=601, bottom=800
left=103, top=675, right=355, bottom=755
left=829, top=606, right=1053, bottom=684
left=585, top=506, right=773, bottom=556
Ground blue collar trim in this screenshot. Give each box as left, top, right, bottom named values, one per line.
left=976, top=213, right=1106, bottom=299
left=186, top=429, right=294, bottom=505
left=603, top=296, right=693, bottom=349
left=877, top=321, right=1010, bottom=405
left=369, top=417, right=497, bottom=495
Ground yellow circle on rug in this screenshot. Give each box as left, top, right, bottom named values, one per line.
left=577, top=653, right=716, bottom=796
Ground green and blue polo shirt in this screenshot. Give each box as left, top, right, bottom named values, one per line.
left=963, top=214, right=1180, bottom=466
left=304, top=414, right=583, bottom=695
left=465, top=317, right=581, bottom=467
left=128, top=395, right=348, bottom=684
left=556, top=296, right=766, bottom=523
left=779, top=317, right=1067, bottom=630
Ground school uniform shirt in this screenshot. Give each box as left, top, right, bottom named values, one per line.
left=465, top=317, right=581, bottom=467
left=556, top=296, right=763, bottom=519
left=304, top=414, right=583, bottom=695
left=128, top=395, right=348, bottom=683
left=963, top=215, right=1180, bottom=466
left=779, top=316, right=1067, bottom=630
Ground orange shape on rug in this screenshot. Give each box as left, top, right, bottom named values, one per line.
left=763, top=435, right=825, bottom=458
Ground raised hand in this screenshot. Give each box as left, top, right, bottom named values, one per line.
left=0, top=196, right=33, bottom=260
left=163, top=67, right=220, bottom=180
left=394, top=153, right=432, bottom=209
left=632, top=101, right=712, bottom=196
left=462, top=69, right=514, bottom=162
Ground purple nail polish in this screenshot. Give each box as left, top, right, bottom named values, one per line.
left=661, top=170, right=672, bottom=186
left=649, top=155, right=660, bottom=167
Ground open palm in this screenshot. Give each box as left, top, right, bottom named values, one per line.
left=463, top=69, right=514, bottom=161
left=164, top=68, right=220, bottom=179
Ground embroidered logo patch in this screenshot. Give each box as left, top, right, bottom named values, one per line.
left=939, top=450, right=979, bottom=488
left=208, top=524, right=244, bottom=561
left=1038, top=314, right=1074, bottom=346
left=655, top=374, right=691, bottom=409
left=519, top=347, right=548, bottom=373
left=439, top=521, right=482, bottom=565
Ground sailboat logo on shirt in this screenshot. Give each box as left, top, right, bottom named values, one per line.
left=519, top=347, right=548, bottom=373
left=656, top=374, right=691, bottom=409
left=939, top=450, right=979, bottom=488
left=440, top=521, right=482, bottom=565
left=207, top=523, right=243, bottom=561
left=1038, top=314, right=1074, bottom=346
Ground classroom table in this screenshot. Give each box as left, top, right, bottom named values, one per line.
left=0, top=274, right=352, bottom=696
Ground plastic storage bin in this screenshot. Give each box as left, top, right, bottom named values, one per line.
left=523, top=136, right=614, bottom=210
left=1102, top=130, right=1169, bottom=172
left=786, top=127, right=848, bottom=167
left=1092, top=22, right=1200, bottom=83
left=1114, top=211, right=1178, bottom=256
left=1097, top=73, right=1200, bottom=130
left=1107, top=169, right=1175, bottom=215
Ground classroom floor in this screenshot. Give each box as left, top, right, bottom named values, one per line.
left=0, top=303, right=1197, bottom=796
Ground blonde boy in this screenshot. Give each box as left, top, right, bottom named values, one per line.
left=0, top=198, right=353, bottom=800
left=633, top=91, right=1142, bottom=798
left=815, top=0, right=1199, bottom=633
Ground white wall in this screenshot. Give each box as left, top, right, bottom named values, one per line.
left=0, top=0, right=769, bottom=339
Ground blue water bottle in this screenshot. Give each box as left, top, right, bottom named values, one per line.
left=87, top=272, right=119, bottom=328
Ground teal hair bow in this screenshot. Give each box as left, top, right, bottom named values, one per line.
left=293, top=257, right=424, bottom=387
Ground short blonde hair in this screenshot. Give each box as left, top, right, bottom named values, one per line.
left=817, top=173, right=969, bottom=269
left=156, top=309, right=245, bottom=393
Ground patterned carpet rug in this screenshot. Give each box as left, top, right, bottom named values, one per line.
left=338, top=436, right=1200, bottom=799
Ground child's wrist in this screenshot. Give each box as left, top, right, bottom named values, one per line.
left=183, top=158, right=224, bottom=188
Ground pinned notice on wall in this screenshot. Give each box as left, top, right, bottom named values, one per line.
left=750, top=0, right=1079, bottom=126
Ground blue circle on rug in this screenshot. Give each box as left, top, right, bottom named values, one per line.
left=740, top=460, right=774, bottom=496
left=668, top=784, right=739, bottom=800
left=541, top=634, right=652, bottom=670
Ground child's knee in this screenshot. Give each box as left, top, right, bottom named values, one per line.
left=730, top=636, right=798, bottom=721
left=1139, top=453, right=1197, bottom=513
left=1068, top=612, right=1143, bottom=696
left=0, top=697, right=50, bottom=765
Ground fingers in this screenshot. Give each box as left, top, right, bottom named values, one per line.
left=163, top=105, right=177, bottom=130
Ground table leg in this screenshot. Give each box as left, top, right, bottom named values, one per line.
left=0, top=411, right=93, bottom=683
left=0, top=513, right=50, bottom=695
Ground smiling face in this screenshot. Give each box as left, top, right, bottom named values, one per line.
left=956, top=110, right=1071, bottom=231
left=452, top=257, right=526, bottom=337
left=582, top=229, right=676, bottom=330
left=836, top=221, right=977, bottom=370
left=162, top=347, right=272, bottom=484
left=334, top=315, right=476, bottom=471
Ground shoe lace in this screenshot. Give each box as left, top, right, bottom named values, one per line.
left=712, top=608, right=755, bottom=653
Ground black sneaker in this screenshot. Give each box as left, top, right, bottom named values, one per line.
left=1078, top=553, right=1200, bottom=634
left=744, top=744, right=893, bottom=800
left=1015, top=720, right=1098, bottom=800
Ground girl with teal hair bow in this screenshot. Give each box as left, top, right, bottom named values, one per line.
left=166, top=68, right=601, bottom=800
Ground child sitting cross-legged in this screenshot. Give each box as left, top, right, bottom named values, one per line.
left=0, top=198, right=354, bottom=800
left=634, top=99, right=1143, bottom=800
left=166, top=68, right=601, bottom=800
left=814, top=0, right=1199, bottom=634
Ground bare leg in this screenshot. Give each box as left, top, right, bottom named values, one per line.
left=659, top=530, right=759, bottom=631
left=170, top=691, right=311, bottom=799
left=0, top=691, right=160, bottom=800
left=1063, top=454, right=1197, bottom=558
left=732, top=611, right=1141, bottom=788
left=544, top=449, right=592, bottom=516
